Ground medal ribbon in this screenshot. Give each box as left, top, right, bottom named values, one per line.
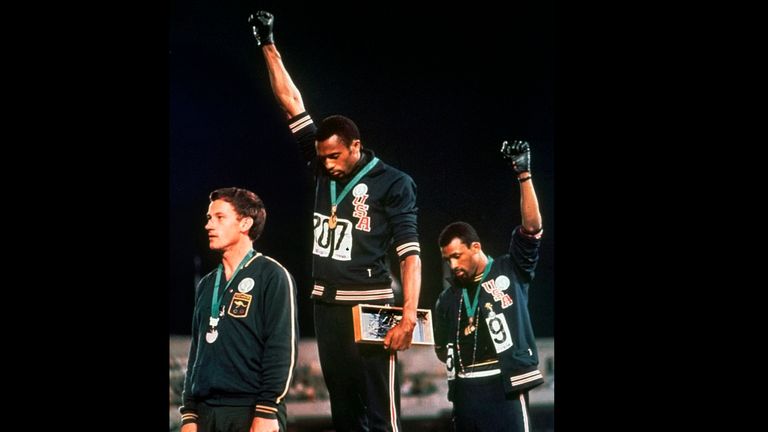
left=330, top=156, right=379, bottom=217
left=461, top=256, right=494, bottom=319
left=210, top=249, right=255, bottom=320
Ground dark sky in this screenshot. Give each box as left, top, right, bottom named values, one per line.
left=169, top=0, right=555, bottom=338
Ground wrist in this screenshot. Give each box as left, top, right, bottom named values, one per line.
left=518, top=173, right=532, bottom=182
left=399, top=311, right=417, bottom=330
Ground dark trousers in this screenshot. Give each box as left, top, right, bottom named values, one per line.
left=197, top=402, right=287, bottom=432
left=314, top=302, right=402, bottom=432
left=452, top=375, right=531, bottom=432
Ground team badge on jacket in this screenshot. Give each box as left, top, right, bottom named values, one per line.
left=481, top=275, right=514, bottom=308
left=228, top=292, right=253, bottom=318
left=352, top=183, right=371, bottom=232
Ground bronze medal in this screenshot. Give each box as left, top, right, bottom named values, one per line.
left=464, top=317, right=476, bottom=336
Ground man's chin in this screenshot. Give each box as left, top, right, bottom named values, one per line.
left=454, top=274, right=470, bottom=284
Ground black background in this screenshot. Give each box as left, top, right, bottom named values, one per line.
left=35, top=0, right=688, bottom=428
left=169, top=0, right=556, bottom=340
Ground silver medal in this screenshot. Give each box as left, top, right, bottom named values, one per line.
left=206, top=317, right=220, bottom=343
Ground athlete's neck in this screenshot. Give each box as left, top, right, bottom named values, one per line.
left=349, top=151, right=367, bottom=175
left=221, top=239, right=254, bottom=280
left=473, top=252, right=489, bottom=282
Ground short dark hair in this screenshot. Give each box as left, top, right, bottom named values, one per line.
left=209, top=187, right=267, bottom=241
left=438, top=221, right=480, bottom=248
left=316, top=115, right=360, bottom=147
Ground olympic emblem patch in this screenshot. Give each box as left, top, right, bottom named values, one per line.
left=495, top=275, right=510, bottom=290
left=352, top=183, right=368, bottom=197
left=238, top=277, right=255, bottom=293
left=228, top=292, right=252, bottom=318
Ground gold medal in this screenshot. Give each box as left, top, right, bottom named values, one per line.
left=328, top=206, right=337, bottom=230
left=464, top=317, right=476, bottom=336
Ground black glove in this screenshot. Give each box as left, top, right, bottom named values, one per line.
left=248, top=11, right=274, bottom=46
left=500, top=140, right=531, bottom=175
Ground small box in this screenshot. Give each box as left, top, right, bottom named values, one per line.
left=352, top=304, right=434, bottom=345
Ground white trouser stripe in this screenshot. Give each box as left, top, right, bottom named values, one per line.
left=389, top=352, right=398, bottom=432
left=520, top=393, right=530, bottom=432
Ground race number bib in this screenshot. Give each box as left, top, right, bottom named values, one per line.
left=485, top=313, right=514, bottom=353
left=445, top=343, right=455, bottom=380
left=313, top=212, right=353, bottom=261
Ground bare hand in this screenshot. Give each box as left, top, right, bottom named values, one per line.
left=180, top=423, right=198, bottom=432
left=383, top=316, right=416, bottom=351
left=250, top=416, right=279, bottom=432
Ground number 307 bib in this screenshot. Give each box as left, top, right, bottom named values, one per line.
left=313, top=212, right=353, bottom=261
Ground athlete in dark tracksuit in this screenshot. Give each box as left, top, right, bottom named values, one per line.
left=180, top=187, right=299, bottom=432
left=434, top=141, right=545, bottom=432
left=181, top=254, right=299, bottom=431
left=250, top=10, right=422, bottom=432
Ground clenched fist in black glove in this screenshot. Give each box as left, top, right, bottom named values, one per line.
left=500, top=140, right=531, bottom=175
left=248, top=11, right=274, bottom=46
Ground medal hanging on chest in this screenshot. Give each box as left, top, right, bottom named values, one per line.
left=464, top=316, right=477, bottom=336
left=456, top=256, right=494, bottom=373
left=205, top=317, right=219, bottom=344
left=328, top=205, right=338, bottom=230
left=461, top=287, right=481, bottom=336
left=206, top=250, right=255, bottom=344
left=328, top=157, right=379, bottom=231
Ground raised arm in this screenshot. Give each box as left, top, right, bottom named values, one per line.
left=249, top=11, right=305, bottom=119
left=501, top=140, right=542, bottom=233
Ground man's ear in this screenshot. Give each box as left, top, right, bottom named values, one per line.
left=241, top=216, right=253, bottom=232
left=471, top=241, right=482, bottom=252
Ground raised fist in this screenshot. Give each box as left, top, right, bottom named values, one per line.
left=248, top=11, right=274, bottom=46
left=500, top=140, right=531, bottom=175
